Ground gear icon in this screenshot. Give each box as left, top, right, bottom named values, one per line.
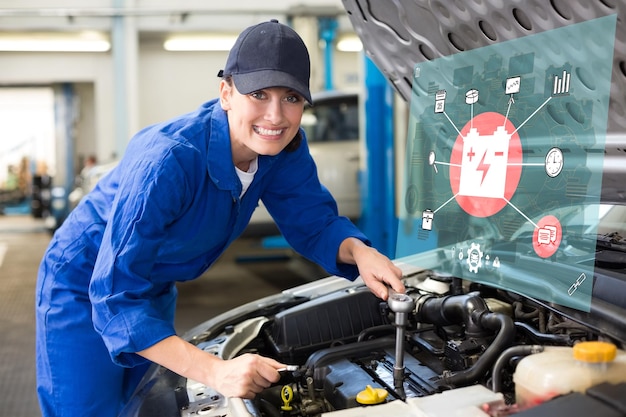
left=467, top=242, right=483, bottom=273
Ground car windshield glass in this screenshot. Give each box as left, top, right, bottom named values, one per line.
left=395, top=15, right=617, bottom=313
left=301, top=95, right=358, bottom=142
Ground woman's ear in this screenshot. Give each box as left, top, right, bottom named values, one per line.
left=219, top=80, right=232, bottom=111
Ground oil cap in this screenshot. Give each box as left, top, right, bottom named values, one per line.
left=573, top=341, right=617, bottom=363
left=356, top=385, right=388, bottom=405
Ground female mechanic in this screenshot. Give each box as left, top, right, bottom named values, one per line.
left=35, top=19, right=405, bottom=417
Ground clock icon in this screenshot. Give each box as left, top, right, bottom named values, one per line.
left=545, top=147, right=564, bottom=178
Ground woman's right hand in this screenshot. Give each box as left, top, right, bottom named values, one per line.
left=137, top=336, right=286, bottom=399
left=207, top=353, right=286, bottom=399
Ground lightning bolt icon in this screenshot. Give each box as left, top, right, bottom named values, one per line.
left=477, top=151, right=490, bottom=185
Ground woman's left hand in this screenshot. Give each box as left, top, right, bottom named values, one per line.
left=338, top=238, right=405, bottom=300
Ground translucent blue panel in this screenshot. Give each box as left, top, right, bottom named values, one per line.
left=396, top=15, right=616, bottom=312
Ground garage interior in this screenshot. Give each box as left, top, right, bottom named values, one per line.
left=4, top=1, right=626, bottom=417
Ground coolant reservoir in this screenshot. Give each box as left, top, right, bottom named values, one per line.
left=513, top=341, right=626, bottom=409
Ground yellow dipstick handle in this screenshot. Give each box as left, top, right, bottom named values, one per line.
left=281, top=385, right=294, bottom=411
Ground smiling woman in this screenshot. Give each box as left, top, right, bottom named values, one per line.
left=34, top=19, right=403, bottom=417
left=219, top=81, right=306, bottom=167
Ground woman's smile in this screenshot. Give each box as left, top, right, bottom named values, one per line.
left=253, top=125, right=285, bottom=137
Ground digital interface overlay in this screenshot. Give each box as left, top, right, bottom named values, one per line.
left=396, top=16, right=616, bottom=312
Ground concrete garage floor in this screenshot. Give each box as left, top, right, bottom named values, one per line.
left=0, top=214, right=324, bottom=416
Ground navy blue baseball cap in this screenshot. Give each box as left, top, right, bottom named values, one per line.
left=218, top=19, right=312, bottom=104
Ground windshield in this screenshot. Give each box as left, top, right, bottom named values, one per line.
left=395, top=15, right=617, bottom=313
left=300, top=93, right=359, bottom=143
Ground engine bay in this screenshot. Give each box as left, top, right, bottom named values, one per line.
left=156, top=269, right=626, bottom=417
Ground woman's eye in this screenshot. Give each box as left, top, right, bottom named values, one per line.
left=250, top=91, right=266, bottom=100
left=285, top=95, right=302, bottom=104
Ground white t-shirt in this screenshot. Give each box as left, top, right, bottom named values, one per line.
left=235, top=156, right=258, bottom=198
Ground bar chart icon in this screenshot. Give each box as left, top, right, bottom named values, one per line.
left=552, top=70, right=571, bottom=95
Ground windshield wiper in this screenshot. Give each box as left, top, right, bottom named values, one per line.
left=595, top=232, right=626, bottom=253
left=592, top=232, right=626, bottom=269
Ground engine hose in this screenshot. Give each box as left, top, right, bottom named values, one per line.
left=357, top=324, right=395, bottom=342
left=514, top=321, right=572, bottom=345
left=304, top=337, right=395, bottom=387
left=439, top=312, right=516, bottom=387
left=491, top=345, right=544, bottom=393
left=417, top=292, right=491, bottom=337
left=258, top=398, right=282, bottom=417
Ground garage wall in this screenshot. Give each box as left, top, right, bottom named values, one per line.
left=137, top=44, right=361, bottom=129
left=137, top=44, right=225, bottom=128
left=0, top=1, right=361, bottom=179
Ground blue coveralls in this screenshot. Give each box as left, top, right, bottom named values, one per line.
left=35, top=99, right=367, bottom=417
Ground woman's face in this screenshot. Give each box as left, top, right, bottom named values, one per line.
left=220, top=81, right=305, bottom=162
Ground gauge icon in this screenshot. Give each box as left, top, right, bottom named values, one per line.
left=545, top=147, right=564, bottom=178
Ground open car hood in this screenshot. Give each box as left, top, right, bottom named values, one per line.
left=342, top=0, right=626, bottom=202
left=341, top=1, right=626, bottom=131
left=342, top=0, right=626, bottom=313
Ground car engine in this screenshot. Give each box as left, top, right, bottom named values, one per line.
left=122, top=268, right=626, bottom=417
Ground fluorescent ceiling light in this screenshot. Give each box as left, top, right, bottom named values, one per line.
left=164, top=34, right=237, bottom=52
left=0, top=31, right=110, bottom=52
left=336, top=35, right=362, bottom=52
